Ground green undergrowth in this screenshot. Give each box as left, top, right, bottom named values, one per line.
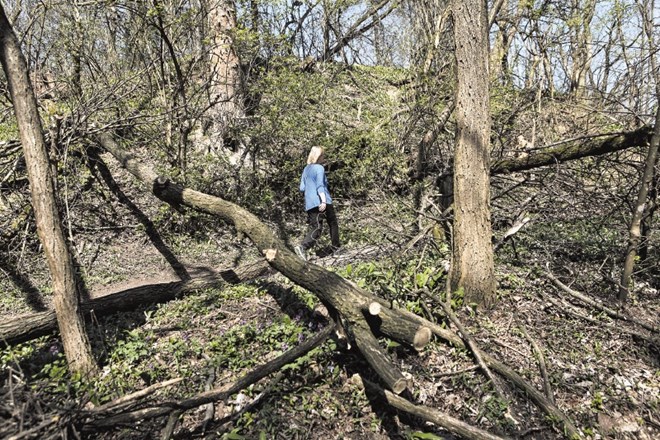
left=1, top=278, right=395, bottom=437
left=0, top=244, right=476, bottom=438
left=86, top=283, right=325, bottom=404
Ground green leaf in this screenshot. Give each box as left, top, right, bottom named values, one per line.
left=222, top=429, right=245, bottom=440
left=410, top=432, right=445, bottom=439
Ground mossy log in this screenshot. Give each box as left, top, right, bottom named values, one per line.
left=491, top=126, right=653, bottom=174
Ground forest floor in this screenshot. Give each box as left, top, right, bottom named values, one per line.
left=1, top=173, right=659, bottom=439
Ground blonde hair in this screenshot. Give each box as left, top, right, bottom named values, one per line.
left=307, top=146, right=325, bottom=164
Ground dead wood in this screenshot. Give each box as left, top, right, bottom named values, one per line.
left=82, top=323, right=335, bottom=429
left=352, top=323, right=410, bottom=394
left=434, top=126, right=654, bottom=195
left=491, top=126, right=653, bottom=175
left=90, top=378, right=183, bottom=414
left=435, top=297, right=507, bottom=401
left=366, top=301, right=382, bottom=316
left=213, top=372, right=284, bottom=433
left=95, top=132, right=432, bottom=394
left=200, top=367, right=216, bottom=434
left=361, top=378, right=510, bottom=440
left=160, top=409, right=182, bottom=440
left=517, top=322, right=554, bottom=404
left=544, top=268, right=658, bottom=334
left=0, top=260, right=271, bottom=346
left=391, top=307, right=581, bottom=439
left=538, top=289, right=660, bottom=347
left=93, top=133, right=584, bottom=436
left=493, top=216, right=531, bottom=252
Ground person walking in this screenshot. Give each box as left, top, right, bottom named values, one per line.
left=294, top=146, right=340, bottom=261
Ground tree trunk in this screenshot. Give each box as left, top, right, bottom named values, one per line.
left=88, top=132, right=580, bottom=436
left=489, top=0, right=524, bottom=86
left=619, top=112, right=660, bottom=301
left=449, top=0, right=497, bottom=308
left=208, top=0, right=244, bottom=151
left=619, top=2, right=660, bottom=301
left=490, top=127, right=654, bottom=175
left=95, top=133, right=431, bottom=395
left=0, top=6, right=97, bottom=376
left=568, top=0, right=596, bottom=97
left=638, top=169, right=658, bottom=262
left=0, top=261, right=271, bottom=347
left=370, top=0, right=389, bottom=65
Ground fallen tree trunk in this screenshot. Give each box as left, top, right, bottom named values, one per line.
left=0, top=260, right=270, bottom=346
left=94, top=133, right=431, bottom=396
left=491, top=126, right=653, bottom=175
left=545, top=268, right=658, bottom=334
left=438, top=126, right=654, bottom=209
left=363, top=379, right=509, bottom=440
left=93, top=133, right=579, bottom=438
left=394, top=307, right=581, bottom=439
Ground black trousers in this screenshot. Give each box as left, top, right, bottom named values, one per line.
left=301, top=204, right=340, bottom=250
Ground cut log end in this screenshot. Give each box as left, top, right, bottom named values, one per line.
left=391, top=378, right=410, bottom=395
left=368, top=301, right=382, bottom=316
left=264, top=248, right=277, bottom=261
left=413, top=327, right=432, bottom=351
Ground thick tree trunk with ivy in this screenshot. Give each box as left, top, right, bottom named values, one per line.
left=0, top=6, right=97, bottom=376
left=449, top=0, right=497, bottom=308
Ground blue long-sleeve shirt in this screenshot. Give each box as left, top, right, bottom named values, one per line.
left=300, top=164, right=333, bottom=211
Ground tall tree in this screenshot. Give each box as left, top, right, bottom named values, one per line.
left=449, top=0, right=497, bottom=307
left=489, top=0, right=524, bottom=85
left=0, top=4, right=97, bottom=375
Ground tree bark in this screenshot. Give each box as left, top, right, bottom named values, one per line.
left=5, top=132, right=580, bottom=436
left=363, top=379, right=508, bottom=440
left=449, top=0, right=497, bottom=308
left=568, top=0, right=596, bottom=97
left=0, top=5, right=97, bottom=376
left=84, top=323, right=336, bottom=429
left=639, top=170, right=658, bottom=261
left=398, top=310, right=581, bottom=439
left=95, top=132, right=430, bottom=395
left=208, top=0, right=245, bottom=148
left=489, top=0, right=524, bottom=85
left=490, top=127, right=654, bottom=175
left=0, top=260, right=271, bottom=347
left=619, top=2, right=660, bottom=301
